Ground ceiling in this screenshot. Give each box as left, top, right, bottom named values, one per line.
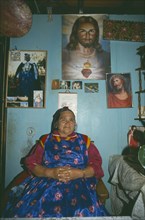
left=25, top=0, right=145, bottom=15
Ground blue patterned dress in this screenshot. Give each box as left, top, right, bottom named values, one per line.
left=3, top=133, right=109, bottom=217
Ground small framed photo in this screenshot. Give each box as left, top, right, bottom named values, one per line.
left=106, top=73, right=132, bottom=108
left=72, top=81, right=82, bottom=90
left=33, top=90, right=43, bottom=108
left=6, top=50, right=47, bottom=108
left=84, top=83, right=99, bottom=93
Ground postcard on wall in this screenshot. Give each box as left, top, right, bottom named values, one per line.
left=33, top=90, right=43, bottom=108
left=58, top=93, right=78, bottom=119
left=6, top=50, right=47, bottom=108
left=84, top=83, right=99, bottom=93
left=72, top=81, right=82, bottom=90
left=59, top=81, right=71, bottom=90
left=62, top=14, right=111, bottom=80
left=106, top=73, right=132, bottom=108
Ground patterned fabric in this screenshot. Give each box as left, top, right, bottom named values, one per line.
left=103, top=20, right=145, bottom=42
left=3, top=133, right=108, bottom=217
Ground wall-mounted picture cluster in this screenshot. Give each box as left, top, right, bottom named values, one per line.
left=6, top=16, right=137, bottom=110
left=51, top=79, right=99, bottom=93
left=52, top=72, right=133, bottom=109
left=6, top=50, right=47, bottom=108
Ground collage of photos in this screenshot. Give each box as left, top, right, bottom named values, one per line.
left=51, top=79, right=99, bottom=93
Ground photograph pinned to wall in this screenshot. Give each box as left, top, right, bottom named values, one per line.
left=58, top=92, right=77, bottom=120
left=51, top=79, right=60, bottom=90
left=84, top=83, right=99, bottom=93
left=6, top=50, right=47, bottom=108
left=72, top=81, right=82, bottom=89
left=60, top=80, right=71, bottom=90
left=62, top=14, right=111, bottom=80
left=33, top=90, right=43, bottom=108
left=106, top=73, right=132, bottom=108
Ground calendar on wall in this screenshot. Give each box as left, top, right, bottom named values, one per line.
left=58, top=92, right=78, bottom=120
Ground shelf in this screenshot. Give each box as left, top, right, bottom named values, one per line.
left=134, top=66, right=145, bottom=122
left=135, top=90, right=145, bottom=94
left=135, top=67, right=145, bottom=71
left=135, top=117, right=145, bottom=120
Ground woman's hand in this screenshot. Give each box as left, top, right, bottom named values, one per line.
left=31, top=164, right=82, bottom=182
left=33, top=164, right=94, bottom=183
left=55, top=166, right=83, bottom=183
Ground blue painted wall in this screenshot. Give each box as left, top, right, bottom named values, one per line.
left=5, top=14, right=145, bottom=213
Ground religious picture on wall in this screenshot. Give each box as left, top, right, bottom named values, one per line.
left=84, top=83, right=99, bottom=93
left=33, top=90, right=43, bottom=108
left=62, top=14, right=111, bottom=80
left=106, top=73, right=132, bottom=108
left=72, top=81, right=82, bottom=90
left=59, top=81, right=71, bottom=90
left=6, top=50, right=47, bottom=108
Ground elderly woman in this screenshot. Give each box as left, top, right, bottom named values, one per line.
left=2, top=107, right=109, bottom=217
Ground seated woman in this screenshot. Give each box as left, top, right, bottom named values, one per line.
left=2, top=106, right=109, bottom=217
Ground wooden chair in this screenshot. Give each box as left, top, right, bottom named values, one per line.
left=96, top=178, right=109, bottom=204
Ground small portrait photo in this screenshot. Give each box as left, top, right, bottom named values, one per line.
left=106, top=73, right=132, bottom=108
left=60, top=81, right=71, bottom=90
left=51, top=79, right=60, bottom=90
left=33, top=90, right=43, bottom=108
left=62, top=14, right=111, bottom=80
left=84, top=83, right=99, bottom=93
left=72, top=81, right=82, bottom=89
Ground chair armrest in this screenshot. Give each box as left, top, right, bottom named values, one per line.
left=96, top=179, right=109, bottom=204
left=2, top=170, right=29, bottom=212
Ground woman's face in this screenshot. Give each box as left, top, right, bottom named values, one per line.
left=57, top=111, right=76, bottom=137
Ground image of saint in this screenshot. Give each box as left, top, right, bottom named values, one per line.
left=107, top=73, right=132, bottom=108
left=62, top=15, right=111, bottom=80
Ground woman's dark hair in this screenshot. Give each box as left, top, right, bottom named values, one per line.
left=51, top=106, right=75, bottom=132
left=66, top=16, right=102, bottom=52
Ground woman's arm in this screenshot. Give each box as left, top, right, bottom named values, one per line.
left=23, top=140, right=60, bottom=179
left=88, top=142, right=104, bottom=179
left=23, top=141, right=44, bottom=172
left=23, top=137, right=104, bottom=182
